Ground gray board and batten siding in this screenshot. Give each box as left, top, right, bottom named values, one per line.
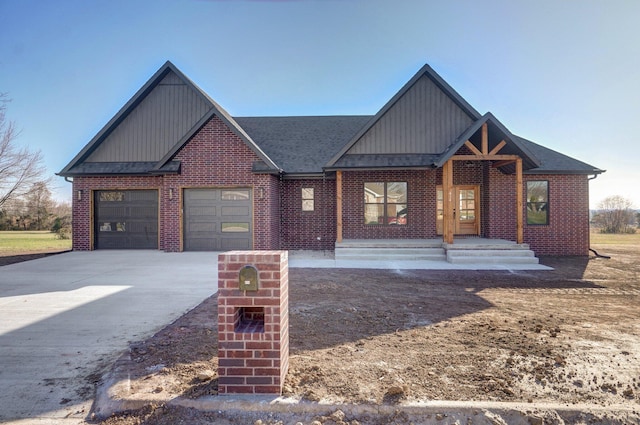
left=86, top=70, right=211, bottom=163
left=346, top=74, right=474, bottom=155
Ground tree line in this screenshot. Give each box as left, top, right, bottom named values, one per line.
left=591, top=195, right=638, bottom=234
left=1, top=94, right=71, bottom=238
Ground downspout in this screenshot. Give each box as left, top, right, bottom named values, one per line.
left=587, top=173, right=611, bottom=259
left=278, top=170, right=284, bottom=250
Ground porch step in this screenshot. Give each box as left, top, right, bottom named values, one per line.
left=335, top=247, right=447, bottom=262
left=336, top=239, right=443, bottom=249
left=446, top=248, right=539, bottom=264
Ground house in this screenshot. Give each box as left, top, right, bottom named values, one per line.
left=58, top=61, right=603, bottom=257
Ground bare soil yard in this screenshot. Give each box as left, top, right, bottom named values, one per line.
left=93, top=241, right=639, bottom=424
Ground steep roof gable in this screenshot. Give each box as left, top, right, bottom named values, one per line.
left=435, top=112, right=541, bottom=171
left=326, top=64, right=481, bottom=167
left=59, top=61, right=278, bottom=176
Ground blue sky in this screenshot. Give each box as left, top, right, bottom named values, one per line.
left=1, top=0, right=639, bottom=208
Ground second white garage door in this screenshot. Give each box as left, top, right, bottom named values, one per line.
left=183, top=188, right=253, bottom=251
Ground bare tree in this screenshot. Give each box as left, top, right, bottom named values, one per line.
left=593, top=195, right=636, bottom=234
left=0, top=94, right=49, bottom=208
left=24, top=181, right=55, bottom=230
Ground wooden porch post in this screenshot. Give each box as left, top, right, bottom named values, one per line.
left=516, top=158, right=523, bottom=244
left=442, top=159, right=454, bottom=244
left=336, top=170, right=343, bottom=243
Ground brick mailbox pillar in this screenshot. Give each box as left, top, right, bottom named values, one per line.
left=217, top=251, right=289, bottom=394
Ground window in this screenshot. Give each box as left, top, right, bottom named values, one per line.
left=364, top=182, right=407, bottom=225
left=301, top=188, right=314, bottom=211
left=221, top=222, right=250, bottom=232
left=221, top=190, right=250, bottom=200
left=99, top=191, right=124, bottom=202
left=526, top=181, right=548, bottom=225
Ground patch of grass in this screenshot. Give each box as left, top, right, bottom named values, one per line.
left=590, top=229, right=640, bottom=245
left=0, top=231, right=72, bottom=255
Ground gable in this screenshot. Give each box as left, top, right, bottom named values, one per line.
left=85, top=70, right=211, bottom=162
left=346, top=74, right=475, bottom=155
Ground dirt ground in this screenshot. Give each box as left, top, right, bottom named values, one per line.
left=0, top=250, right=70, bottom=266
left=4, top=246, right=638, bottom=424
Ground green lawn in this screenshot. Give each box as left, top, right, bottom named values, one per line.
left=590, top=229, right=640, bottom=245
left=0, top=231, right=72, bottom=255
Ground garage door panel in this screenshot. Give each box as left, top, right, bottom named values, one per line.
left=186, top=190, right=218, bottom=201
left=184, top=188, right=252, bottom=252
left=95, top=190, right=158, bottom=249
left=221, top=206, right=249, bottom=216
left=220, top=237, right=251, bottom=251
left=189, top=206, right=216, bottom=216
left=188, top=222, right=217, bottom=233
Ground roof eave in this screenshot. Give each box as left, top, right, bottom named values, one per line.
left=523, top=168, right=606, bottom=175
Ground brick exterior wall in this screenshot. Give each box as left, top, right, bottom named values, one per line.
left=280, top=178, right=336, bottom=250
left=522, top=174, right=590, bottom=256
left=71, top=116, right=280, bottom=252
left=217, top=251, right=289, bottom=394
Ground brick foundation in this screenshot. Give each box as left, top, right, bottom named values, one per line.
left=217, top=251, right=289, bottom=394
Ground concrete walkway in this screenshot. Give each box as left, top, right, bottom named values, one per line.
left=0, top=251, right=217, bottom=423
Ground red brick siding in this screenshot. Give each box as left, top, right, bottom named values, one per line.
left=484, top=167, right=517, bottom=240
left=217, top=251, right=289, bottom=394
left=280, top=179, right=336, bottom=250
left=523, top=174, right=590, bottom=256
left=342, top=170, right=437, bottom=240
left=71, top=116, right=280, bottom=252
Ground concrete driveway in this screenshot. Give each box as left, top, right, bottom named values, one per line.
left=0, top=250, right=218, bottom=423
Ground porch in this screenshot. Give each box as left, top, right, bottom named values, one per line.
left=287, top=238, right=550, bottom=270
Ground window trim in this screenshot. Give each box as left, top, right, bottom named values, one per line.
left=526, top=180, right=549, bottom=225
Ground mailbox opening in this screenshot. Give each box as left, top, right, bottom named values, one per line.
left=234, top=307, right=265, bottom=333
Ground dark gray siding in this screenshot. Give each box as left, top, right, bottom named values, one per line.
left=86, top=71, right=211, bottom=162
left=348, top=75, right=473, bottom=155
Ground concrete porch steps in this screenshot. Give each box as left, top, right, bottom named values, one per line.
left=444, top=240, right=539, bottom=265
left=335, top=239, right=446, bottom=262
left=335, top=239, right=539, bottom=265
left=446, top=248, right=539, bottom=264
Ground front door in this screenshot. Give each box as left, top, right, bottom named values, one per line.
left=436, top=185, right=480, bottom=236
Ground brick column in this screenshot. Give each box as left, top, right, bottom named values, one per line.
left=217, top=251, right=289, bottom=394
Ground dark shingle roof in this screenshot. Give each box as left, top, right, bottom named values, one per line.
left=517, top=137, right=604, bottom=175
left=236, top=116, right=601, bottom=175
left=234, top=116, right=372, bottom=174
